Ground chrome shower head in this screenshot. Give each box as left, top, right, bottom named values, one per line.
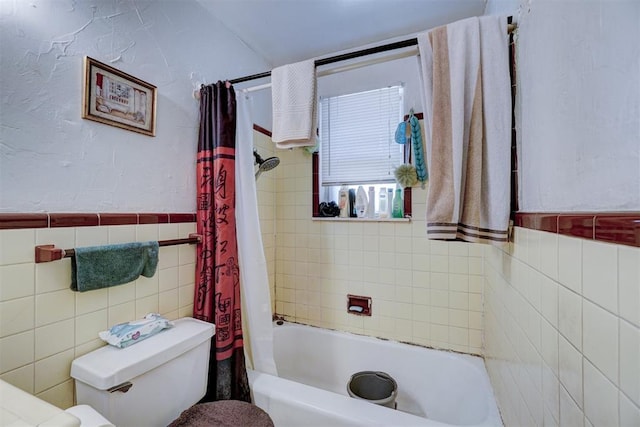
left=254, top=150, right=280, bottom=180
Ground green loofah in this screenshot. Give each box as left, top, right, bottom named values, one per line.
left=394, top=164, right=418, bottom=188
left=409, top=114, right=428, bottom=188
left=303, top=141, right=319, bottom=155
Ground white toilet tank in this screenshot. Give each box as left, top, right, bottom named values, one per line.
left=71, top=317, right=215, bottom=427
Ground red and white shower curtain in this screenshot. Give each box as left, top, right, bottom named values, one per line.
left=194, top=81, right=250, bottom=402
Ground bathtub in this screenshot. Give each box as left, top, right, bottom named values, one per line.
left=248, top=322, right=502, bottom=427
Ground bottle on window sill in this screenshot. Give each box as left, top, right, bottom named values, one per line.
left=356, top=186, right=368, bottom=218
left=392, top=188, right=404, bottom=218
left=367, top=186, right=375, bottom=218
left=338, top=185, right=350, bottom=218
left=349, top=189, right=357, bottom=217
left=379, top=187, right=388, bottom=218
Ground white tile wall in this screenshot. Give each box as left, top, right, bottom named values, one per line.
left=485, top=228, right=640, bottom=427
left=583, top=358, right=619, bottom=427
left=583, top=299, right=618, bottom=385
left=0, top=222, right=196, bottom=408
left=583, top=240, right=618, bottom=314
left=255, top=130, right=278, bottom=311
left=272, top=147, right=484, bottom=354
left=620, top=320, right=640, bottom=407
left=558, top=234, right=582, bottom=293
left=558, top=285, right=582, bottom=350
left=618, top=245, right=640, bottom=327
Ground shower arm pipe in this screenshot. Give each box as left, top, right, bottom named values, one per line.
left=228, top=22, right=516, bottom=86
left=34, top=233, right=202, bottom=263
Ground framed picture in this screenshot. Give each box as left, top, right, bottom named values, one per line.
left=82, top=56, right=157, bottom=136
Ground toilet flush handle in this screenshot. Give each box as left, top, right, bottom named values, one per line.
left=107, top=382, right=133, bottom=393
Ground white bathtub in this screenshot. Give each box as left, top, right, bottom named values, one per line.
left=248, top=322, right=502, bottom=427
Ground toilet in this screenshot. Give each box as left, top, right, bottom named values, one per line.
left=70, top=317, right=215, bottom=427
left=65, top=404, right=114, bottom=426
left=0, top=378, right=111, bottom=427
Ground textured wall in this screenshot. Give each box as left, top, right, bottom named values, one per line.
left=0, top=0, right=270, bottom=213
left=513, top=0, right=640, bottom=211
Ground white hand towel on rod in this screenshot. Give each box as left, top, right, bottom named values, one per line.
left=271, top=59, right=317, bottom=148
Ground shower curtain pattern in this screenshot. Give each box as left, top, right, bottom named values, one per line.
left=194, top=81, right=250, bottom=402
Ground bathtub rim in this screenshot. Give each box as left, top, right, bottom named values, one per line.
left=257, top=320, right=503, bottom=427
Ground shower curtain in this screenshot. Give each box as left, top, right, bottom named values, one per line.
left=235, top=94, right=278, bottom=376
left=194, top=81, right=250, bottom=402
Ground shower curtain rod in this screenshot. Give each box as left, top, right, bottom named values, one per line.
left=239, top=49, right=418, bottom=94
left=228, top=22, right=515, bottom=85
left=229, top=38, right=419, bottom=85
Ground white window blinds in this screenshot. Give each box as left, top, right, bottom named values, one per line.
left=319, top=85, right=404, bottom=186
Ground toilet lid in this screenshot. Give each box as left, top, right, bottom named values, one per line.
left=71, top=317, right=215, bottom=390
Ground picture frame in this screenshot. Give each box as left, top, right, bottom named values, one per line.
left=82, top=56, right=157, bottom=137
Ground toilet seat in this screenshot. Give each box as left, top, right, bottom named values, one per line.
left=65, top=405, right=114, bottom=427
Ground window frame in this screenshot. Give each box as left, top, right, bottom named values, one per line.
left=311, top=109, right=417, bottom=219
left=311, top=86, right=417, bottom=220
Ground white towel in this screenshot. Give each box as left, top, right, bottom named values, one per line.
left=418, top=16, right=511, bottom=245
left=271, top=59, right=317, bottom=148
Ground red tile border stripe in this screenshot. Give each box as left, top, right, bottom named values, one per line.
left=558, top=214, right=595, bottom=239
left=515, top=212, right=640, bottom=248
left=50, top=213, right=99, bottom=228
left=169, top=213, right=196, bottom=223
left=1, top=211, right=638, bottom=247
left=99, top=213, right=138, bottom=226
left=0, top=212, right=196, bottom=230
left=253, top=124, right=272, bottom=138
left=595, top=214, right=640, bottom=247
left=0, top=213, right=48, bottom=230
left=138, top=213, right=170, bottom=224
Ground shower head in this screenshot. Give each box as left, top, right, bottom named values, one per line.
left=254, top=150, right=280, bottom=180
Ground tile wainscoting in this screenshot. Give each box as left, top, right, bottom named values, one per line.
left=485, top=224, right=640, bottom=426
left=1, top=207, right=638, bottom=424
left=0, top=213, right=197, bottom=408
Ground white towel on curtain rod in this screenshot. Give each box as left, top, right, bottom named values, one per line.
left=240, top=49, right=419, bottom=94
left=417, top=15, right=511, bottom=245
left=271, top=59, right=317, bottom=148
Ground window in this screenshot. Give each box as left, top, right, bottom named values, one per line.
left=319, top=85, right=404, bottom=186
left=313, top=85, right=411, bottom=219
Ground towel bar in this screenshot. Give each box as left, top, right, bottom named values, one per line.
left=35, top=233, right=202, bottom=263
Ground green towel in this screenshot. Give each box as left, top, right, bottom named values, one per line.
left=71, top=241, right=159, bottom=292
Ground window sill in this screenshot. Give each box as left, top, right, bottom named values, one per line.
left=312, top=217, right=411, bottom=223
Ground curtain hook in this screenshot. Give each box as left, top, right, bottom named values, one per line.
left=408, top=107, right=415, bottom=122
